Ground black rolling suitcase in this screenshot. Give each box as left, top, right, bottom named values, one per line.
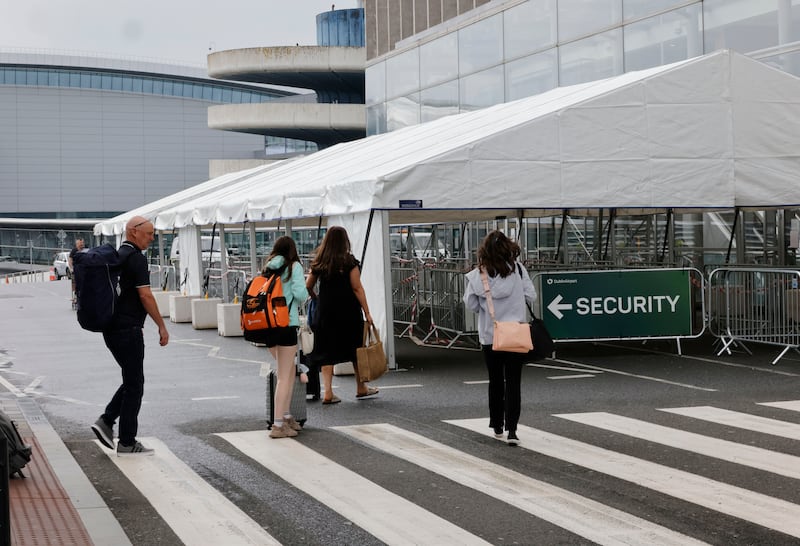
left=300, top=350, right=321, bottom=400
left=266, top=363, right=307, bottom=429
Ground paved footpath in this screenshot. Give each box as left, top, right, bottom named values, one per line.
left=1, top=395, right=130, bottom=545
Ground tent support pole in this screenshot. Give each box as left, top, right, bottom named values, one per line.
left=660, top=209, right=674, bottom=264
left=602, top=209, right=616, bottom=263
left=361, top=209, right=375, bottom=268
left=556, top=210, right=568, bottom=264
left=725, top=208, right=740, bottom=264
left=248, top=223, right=258, bottom=278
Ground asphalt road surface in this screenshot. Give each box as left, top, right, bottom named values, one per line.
left=4, top=279, right=800, bottom=545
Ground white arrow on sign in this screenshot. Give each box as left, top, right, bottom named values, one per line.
left=547, top=294, right=573, bottom=319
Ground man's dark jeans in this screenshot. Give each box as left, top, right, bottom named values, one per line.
left=102, top=327, right=145, bottom=446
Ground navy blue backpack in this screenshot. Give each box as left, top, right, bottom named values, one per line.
left=72, top=243, right=123, bottom=332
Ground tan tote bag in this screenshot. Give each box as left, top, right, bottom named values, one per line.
left=356, top=323, right=388, bottom=382
left=480, top=269, right=533, bottom=353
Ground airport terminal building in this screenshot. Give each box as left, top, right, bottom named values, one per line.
left=0, top=51, right=301, bottom=261
left=365, top=0, right=800, bottom=134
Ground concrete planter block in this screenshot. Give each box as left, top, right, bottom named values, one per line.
left=192, top=297, right=223, bottom=329
left=169, top=294, right=203, bottom=323
left=217, top=303, right=243, bottom=336
left=152, top=290, right=181, bottom=317
left=333, top=362, right=355, bottom=376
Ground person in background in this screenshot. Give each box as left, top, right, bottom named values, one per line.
left=90, top=217, right=169, bottom=455
left=68, top=238, right=85, bottom=307
left=463, top=230, right=536, bottom=446
left=262, top=236, right=309, bottom=439
left=306, top=226, right=378, bottom=404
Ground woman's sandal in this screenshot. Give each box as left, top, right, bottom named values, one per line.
left=356, top=387, right=379, bottom=399
left=322, top=395, right=341, bottom=405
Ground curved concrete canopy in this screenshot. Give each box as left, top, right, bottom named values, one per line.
left=208, top=46, right=365, bottom=94
left=208, top=102, right=365, bottom=146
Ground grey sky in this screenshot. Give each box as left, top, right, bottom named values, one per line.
left=0, top=1, right=359, bottom=66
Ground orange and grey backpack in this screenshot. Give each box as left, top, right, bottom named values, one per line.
left=240, top=266, right=290, bottom=342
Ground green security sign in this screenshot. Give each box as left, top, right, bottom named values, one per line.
left=539, top=269, right=693, bottom=340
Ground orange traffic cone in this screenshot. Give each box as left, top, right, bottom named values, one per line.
left=49, top=268, right=56, bottom=281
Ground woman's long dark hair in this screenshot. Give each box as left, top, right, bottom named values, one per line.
left=477, top=230, right=520, bottom=278
left=310, top=226, right=356, bottom=276
left=264, top=235, right=300, bottom=279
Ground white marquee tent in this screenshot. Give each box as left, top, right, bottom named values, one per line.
left=95, top=50, right=800, bottom=364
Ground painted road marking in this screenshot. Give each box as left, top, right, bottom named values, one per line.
left=100, top=437, right=279, bottom=545
left=217, top=431, right=489, bottom=546
left=660, top=406, right=800, bottom=440
left=546, top=374, right=596, bottom=380
left=758, top=400, right=800, bottom=412
left=448, top=418, right=800, bottom=538
left=339, top=423, right=705, bottom=546
left=552, top=358, right=717, bottom=391
left=555, top=412, right=800, bottom=479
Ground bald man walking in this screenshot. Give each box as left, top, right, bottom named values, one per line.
left=91, top=216, right=169, bottom=456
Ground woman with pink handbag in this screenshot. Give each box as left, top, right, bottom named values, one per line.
left=463, top=230, right=536, bottom=446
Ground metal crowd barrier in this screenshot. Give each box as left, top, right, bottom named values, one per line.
left=707, top=267, right=800, bottom=364
left=148, top=265, right=177, bottom=292
left=203, top=267, right=248, bottom=303
left=391, top=260, right=418, bottom=337
left=390, top=258, right=478, bottom=349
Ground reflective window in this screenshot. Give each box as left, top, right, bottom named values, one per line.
left=386, top=93, right=420, bottom=132
left=0, top=67, right=282, bottom=103
left=558, top=0, right=622, bottom=43
left=459, top=13, right=503, bottom=76
left=386, top=48, right=420, bottom=99
left=624, top=4, right=702, bottom=71
left=623, top=0, right=692, bottom=21
left=459, top=65, right=504, bottom=111
left=365, top=61, right=386, bottom=105
left=505, top=48, right=558, bottom=101
left=420, top=32, right=458, bottom=88
left=421, top=79, right=459, bottom=123
left=366, top=103, right=386, bottom=136
left=704, top=0, right=780, bottom=54
left=760, top=48, right=800, bottom=76
left=504, top=0, right=557, bottom=61
left=559, top=28, right=623, bottom=86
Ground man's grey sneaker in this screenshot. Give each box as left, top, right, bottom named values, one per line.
left=116, top=441, right=154, bottom=456
left=507, top=432, right=519, bottom=446
left=91, top=417, right=114, bottom=449
left=493, top=426, right=504, bottom=439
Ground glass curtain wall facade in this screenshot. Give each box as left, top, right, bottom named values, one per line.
left=367, top=0, right=800, bottom=135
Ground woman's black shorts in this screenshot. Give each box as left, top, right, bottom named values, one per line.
left=263, top=326, right=298, bottom=348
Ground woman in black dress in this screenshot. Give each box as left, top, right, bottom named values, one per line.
left=306, top=226, right=378, bottom=403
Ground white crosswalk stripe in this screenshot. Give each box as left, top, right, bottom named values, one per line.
left=659, top=405, right=800, bottom=439
left=336, top=423, right=705, bottom=546
left=447, top=418, right=800, bottom=538
left=100, top=400, right=800, bottom=544
left=554, top=411, right=800, bottom=479
left=216, top=430, right=490, bottom=545
left=98, top=437, right=280, bottom=546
